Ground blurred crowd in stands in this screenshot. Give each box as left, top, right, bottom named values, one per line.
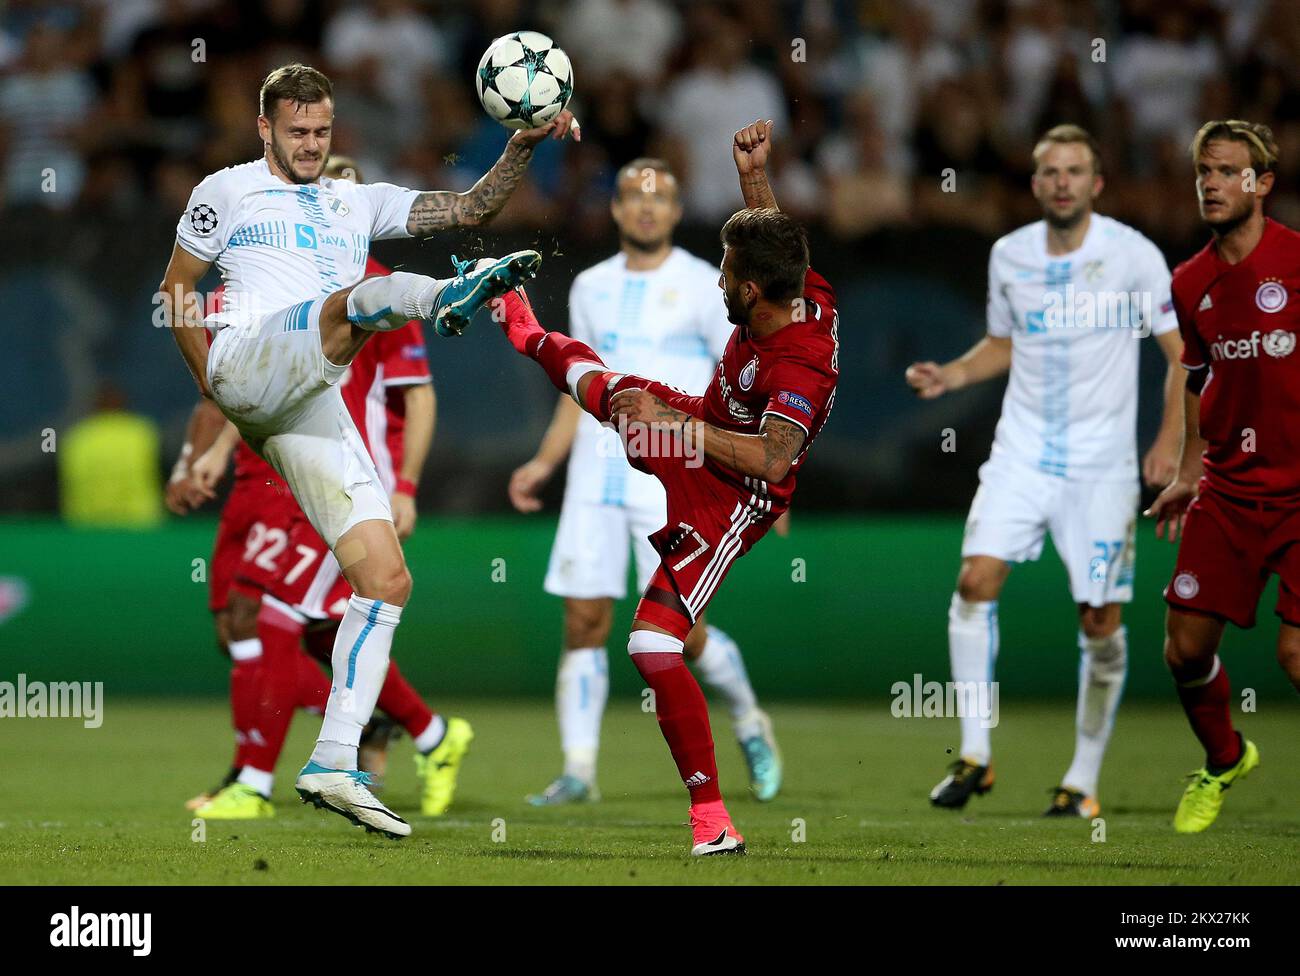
left=3, top=0, right=1300, bottom=253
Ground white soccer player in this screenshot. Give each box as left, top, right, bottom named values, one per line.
left=905, top=124, right=1185, bottom=817
left=160, top=63, right=577, bottom=838
left=508, top=158, right=782, bottom=805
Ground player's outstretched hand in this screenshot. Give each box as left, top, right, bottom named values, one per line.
left=509, top=458, right=556, bottom=513
left=733, top=119, right=774, bottom=174
left=905, top=361, right=949, bottom=399
left=1144, top=478, right=1197, bottom=543
left=511, top=109, right=581, bottom=148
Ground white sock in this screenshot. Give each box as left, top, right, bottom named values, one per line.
left=557, top=647, right=608, bottom=785
left=346, top=272, right=450, bottom=330
left=236, top=766, right=273, bottom=798
left=228, top=637, right=262, bottom=662
left=311, top=595, right=403, bottom=770
left=690, top=626, right=762, bottom=740
left=413, top=713, right=447, bottom=754
left=948, top=593, right=998, bottom=765
left=1062, top=626, right=1127, bottom=797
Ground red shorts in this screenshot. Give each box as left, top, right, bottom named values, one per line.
left=209, top=477, right=295, bottom=611
left=615, top=376, right=783, bottom=639
left=253, top=513, right=351, bottom=620
left=1164, top=485, right=1300, bottom=628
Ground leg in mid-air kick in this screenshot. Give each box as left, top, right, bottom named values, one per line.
left=493, top=287, right=749, bottom=855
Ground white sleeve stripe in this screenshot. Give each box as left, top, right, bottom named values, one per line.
left=761, top=409, right=811, bottom=437
left=381, top=376, right=432, bottom=388
left=1181, top=361, right=1207, bottom=371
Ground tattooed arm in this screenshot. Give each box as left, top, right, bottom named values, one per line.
left=405, top=109, right=580, bottom=235
left=608, top=388, right=806, bottom=483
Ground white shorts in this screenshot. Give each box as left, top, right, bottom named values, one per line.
left=544, top=496, right=666, bottom=600
left=207, top=299, right=392, bottom=549
left=961, top=456, right=1138, bottom=607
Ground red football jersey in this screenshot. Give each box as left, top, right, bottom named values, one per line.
left=1172, top=218, right=1300, bottom=502
left=698, top=268, right=839, bottom=506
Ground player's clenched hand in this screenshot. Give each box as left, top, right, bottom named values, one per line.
left=511, top=109, right=581, bottom=148
left=1145, top=478, right=1197, bottom=543
left=391, top=492, right=417, bottom=540
left=733, top=120, right=775, bottom=174
left=905, top=361, right=950, bottom=399
left=509, top=458, right=555, bottom=513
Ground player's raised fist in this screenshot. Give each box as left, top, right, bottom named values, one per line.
left=511, top=108, right=581, bottom=149
left=733, top=119, right=775, bottom=174
left=905, top=361, right=949, bottom=399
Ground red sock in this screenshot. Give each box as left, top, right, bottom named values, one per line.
left=492, top=289, right=545, bottom=355
left=1173, top=657, right=1241, bottom=768
left=242, top=602, right=305, bottom=774
left=493, top=290, right=609, bottom=411
left=377, top=661, right=434, bottom=738
left=630, top=649, right=721, bottom=804
left=230, top=658, right=261, bottom=769
left=295, top=649, right=330, bottom=712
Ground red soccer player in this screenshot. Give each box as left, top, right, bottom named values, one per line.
left=493, top=120, right=838, bottom=855
left=1147, top=119, right=1300, bottom=833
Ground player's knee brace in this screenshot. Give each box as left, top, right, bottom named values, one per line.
left=347, top=272, right=441, bottom=331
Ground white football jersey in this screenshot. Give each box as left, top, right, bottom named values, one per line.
left=985, top=213, right=1177, bottom=481
left=567, top=247, right=733, bottom=507
left=176, top=159, right=418, bottom=328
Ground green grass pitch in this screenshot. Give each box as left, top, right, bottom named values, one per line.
left=1, top=698, right=1295, bottom=885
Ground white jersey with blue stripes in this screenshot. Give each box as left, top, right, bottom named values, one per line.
left=566, top=246, right=734, bottom=508
left=176, top=159, right=418, bottom=330
left=985, top=213, right=1178, bottom=482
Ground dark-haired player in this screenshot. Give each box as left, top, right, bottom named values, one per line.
left=493, top=120, right=837, bottom=855
left=1148, top=119, right=1300, bottom=832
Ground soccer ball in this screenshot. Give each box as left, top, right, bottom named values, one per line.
left=476, top=31, right=573, bottom=131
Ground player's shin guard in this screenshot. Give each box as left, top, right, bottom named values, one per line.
left=628, top=629, right=721, bottom=804
left=346, top=272, right=449, bottom=332
left=948, top=594, right=998, bottom=765
left=1172, top=654, right=1240, bottom=769
left=312, top=595, right=403, bottom=770
left=1062, top=627, right=1127, bottom=797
